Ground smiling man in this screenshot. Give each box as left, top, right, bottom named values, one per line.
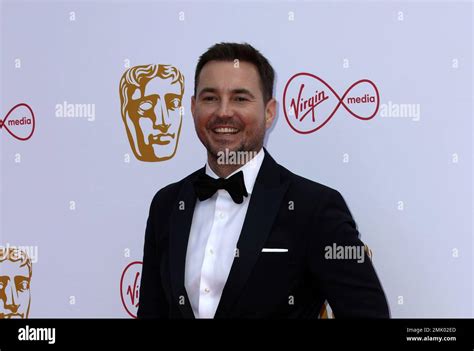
left=138, top=42, right=389, bottom=319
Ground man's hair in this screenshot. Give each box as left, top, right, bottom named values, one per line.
left=194, top=42, right=275, bottom=104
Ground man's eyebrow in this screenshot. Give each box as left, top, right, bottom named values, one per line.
left=198, top=87, right=218, bottom=96
left=198, top=87, right=256, bottom=99
left=231, top=89, right=256, bottom=99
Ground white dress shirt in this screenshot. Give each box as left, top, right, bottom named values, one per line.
left=184, top=148, right=265, bottom=318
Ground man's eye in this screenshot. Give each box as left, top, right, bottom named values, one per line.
left=234, top=96, right=248, bottom=102
left=202, top=96, right=217, bottom=102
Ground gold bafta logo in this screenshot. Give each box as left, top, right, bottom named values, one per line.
left=119, top=64, right=185, bottom=162
left=0, top=248, right=32, bottom=319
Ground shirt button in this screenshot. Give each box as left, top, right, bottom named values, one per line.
left=204, top=288, right=210, bottom=293
left=209, top=248, right=214, bottom=255
left=218, top=212, right=225, bottom=219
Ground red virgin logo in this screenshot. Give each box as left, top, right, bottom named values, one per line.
left=283, top=73, right=379, bottom=134
left=0, top=103, right=35, bottom=140
left=120, top=261, right=142, bottom=318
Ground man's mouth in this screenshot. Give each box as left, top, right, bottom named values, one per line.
left=212, top=127, right=240, bottom=135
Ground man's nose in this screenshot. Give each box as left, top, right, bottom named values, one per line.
left=153, top=99, right=170, bottom=133
left=4, top=285, right=19, bottom=313
left=215, top=99, right=234, bottom=118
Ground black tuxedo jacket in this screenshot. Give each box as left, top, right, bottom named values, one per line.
left=138, top=150, right=389, bottom=318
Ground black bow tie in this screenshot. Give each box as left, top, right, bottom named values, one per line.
left=193, top=171, right=248, bottom=204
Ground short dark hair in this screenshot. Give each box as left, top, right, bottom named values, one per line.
left=194, top=42, right=275, bottom=104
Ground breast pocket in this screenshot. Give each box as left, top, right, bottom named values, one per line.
left=261, top=248, right=288, bottom=253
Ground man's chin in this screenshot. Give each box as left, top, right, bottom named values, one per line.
left=207, top=143, right=245, bottom=159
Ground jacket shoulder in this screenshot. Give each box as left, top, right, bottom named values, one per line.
left=278, top=164, right=341, bottom=199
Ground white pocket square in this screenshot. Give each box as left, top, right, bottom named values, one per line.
left=261, top=248, right=288, bottom=253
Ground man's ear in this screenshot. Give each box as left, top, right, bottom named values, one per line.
left=265, top=98, right=277, bottom=129
left=191, top=96, right=196, bottom=120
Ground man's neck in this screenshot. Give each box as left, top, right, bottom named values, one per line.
left=207, top=148, right=262, bottom=178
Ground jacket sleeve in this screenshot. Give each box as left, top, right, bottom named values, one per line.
left=308, top=189, right=390, bottom=318
left=137, top=191, right=170, bottom=318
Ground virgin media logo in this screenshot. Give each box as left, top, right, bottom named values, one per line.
left=0, top=103, right=35, bottom=141
left=283, top=73, right=379, bottom=134
left=120, top=261, right=142, bottom=318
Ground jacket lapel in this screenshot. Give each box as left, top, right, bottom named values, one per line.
left=169, top=168, right=204, bottom=319
left=214, top=151, right=290, bottom=318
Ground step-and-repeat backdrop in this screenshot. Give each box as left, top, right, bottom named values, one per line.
left=1, top=0, right=472, bottom=318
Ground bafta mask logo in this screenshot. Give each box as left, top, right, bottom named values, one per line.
left=120, top=64, right=185, bottom=162
left=0, top=248, right=32, bottom=319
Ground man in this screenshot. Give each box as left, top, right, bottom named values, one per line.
left=119, top=64, right=184, bottom=162
left=0, top=248, right=32, bottom=319
left=138, top=42, right=389, bottom=318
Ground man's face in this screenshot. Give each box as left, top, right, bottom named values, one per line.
left=123, top=72, right=183, bottom=162
left=191, top=60, right=275, bottom=158
left=0, top=260, right=31, bottom=319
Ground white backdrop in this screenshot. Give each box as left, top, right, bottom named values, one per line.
left=1, top=0, right=472, bottom=318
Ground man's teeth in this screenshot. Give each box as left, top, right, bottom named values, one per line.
left=214, top=127, right=239, bottom=134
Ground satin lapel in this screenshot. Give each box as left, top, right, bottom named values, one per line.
left=169, top=169, right=203, bottom=319
left=214, top=152, right=290, bottom=318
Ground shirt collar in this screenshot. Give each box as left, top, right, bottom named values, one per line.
left=205, top=148, right=265, bottom=195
